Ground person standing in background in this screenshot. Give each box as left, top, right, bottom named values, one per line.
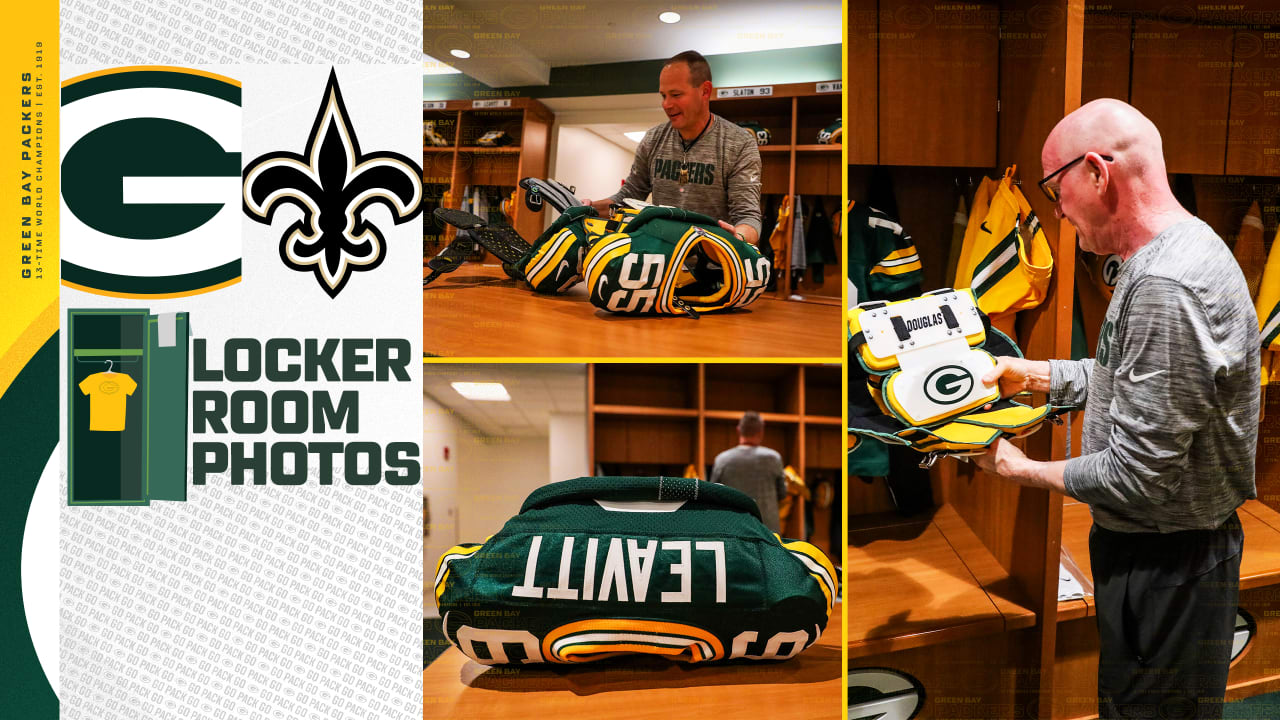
left=711, top=411, right=787, bottom=533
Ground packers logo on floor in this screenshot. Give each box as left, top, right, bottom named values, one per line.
left=243, top=68, right=423, bottom=298
left=848, top=667, right=926, bottom=720
left=61, top=67, right=243, bottom=297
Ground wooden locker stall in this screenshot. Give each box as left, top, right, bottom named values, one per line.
left=848, top=0, right=1078, bottom=716
left=422, top=97, right=553, bottom=264
left=709, top=81, right=844, bottom=302
left=588, top=363, right=841, bottom=561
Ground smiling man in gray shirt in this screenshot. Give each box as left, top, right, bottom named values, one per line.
left=583, top=50, right=763, bottom=245
left=975, top=99, right=1259, bottom=720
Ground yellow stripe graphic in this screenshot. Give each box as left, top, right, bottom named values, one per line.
left=0, top=24, right=57, bottom=399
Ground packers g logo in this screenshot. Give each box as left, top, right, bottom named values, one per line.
left=1232, top=609, right=1257, bottom=662
left=923, top=365, right=974, bottom=405
left=61, top=67, right=243, bottom=297
left=1101, top=254, right=1122, bottom=289
left=848, top=667, right=925, bottom=720
left=1097, top=320, right=1115, bottom=368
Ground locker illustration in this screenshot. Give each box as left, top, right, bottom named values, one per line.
left=67, top=309, right=191, bottom=506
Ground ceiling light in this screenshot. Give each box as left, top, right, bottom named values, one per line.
left=659, top=11, right=680, bottom=23
left=450, top=48, right=471, bottom=59
left=624, top=131, right=647, bottom=142
left=452, top=382, right=511, bottom=401
left=422, top=53, right=462, bottom=75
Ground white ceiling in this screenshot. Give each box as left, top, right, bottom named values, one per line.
left=542, top=93, right=667, bottom=152
left=423, top=363, right=587, bottom=437
left=424, top=0, right=842, bottom=87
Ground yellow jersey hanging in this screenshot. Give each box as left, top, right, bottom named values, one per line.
left=954, top=166, right=1053, bottom=323
left=953, top=176, right=994, bottom=295
left=1234, top=201, right=1265, bottom=301
left=1255, top=224, right=1280, bottom=384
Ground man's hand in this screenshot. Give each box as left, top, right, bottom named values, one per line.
left=582, top=198, right=614, bottom=216
left=981, top=356, right=1052, bottom=399
left=971, top=438, right=1027, bottom=476
left=718, top=219, right=759, bottom=245
left=970, top=438, right=1068, bottom=494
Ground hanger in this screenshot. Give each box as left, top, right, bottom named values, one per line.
left=104, top=359, right=115, bottom=373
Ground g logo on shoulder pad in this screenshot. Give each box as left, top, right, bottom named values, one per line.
left=61, top=67, right=243, bottom=297
left=924, top=365, right=974, bottom=405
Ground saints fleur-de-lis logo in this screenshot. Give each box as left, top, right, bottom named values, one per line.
left=243, top=69, right=423, bottom=297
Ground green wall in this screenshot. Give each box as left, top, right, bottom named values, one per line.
left=424, top=44, right=841, bottom=101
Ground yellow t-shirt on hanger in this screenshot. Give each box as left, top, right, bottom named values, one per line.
left=79, top=371, right=137, bottom=431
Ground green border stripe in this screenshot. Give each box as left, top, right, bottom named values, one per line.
left=0, top=332, right=59, bottom=714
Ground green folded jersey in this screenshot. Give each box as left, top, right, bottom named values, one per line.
left=583, top=206, right=771, bottom=315
left=520, top=205, right=771, bottom=315
left=433, top=476, right=837, bottom=665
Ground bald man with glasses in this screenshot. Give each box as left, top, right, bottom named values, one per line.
left=974, top=99, right=1260, bottom=719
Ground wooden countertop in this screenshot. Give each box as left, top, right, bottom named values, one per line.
left=423, top=264, right=843, bottom=358
left=847, top=504, right=1037, bottom=658
left=1057, top=499, right=1280, bottom=622
left=422, top=603, right=842, bottom=720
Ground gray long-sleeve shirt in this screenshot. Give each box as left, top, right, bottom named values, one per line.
left=609, top=113, right=763, bottom=234
left=710, top=444, right=787, bottom=533
left=1050, top=218, right=1259, bottom=533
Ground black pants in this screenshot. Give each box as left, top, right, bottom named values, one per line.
left=1090, top=514, right=1243, bottom=720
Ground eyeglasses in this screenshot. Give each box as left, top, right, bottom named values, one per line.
left=1038, top=153, right=1114, bottom=203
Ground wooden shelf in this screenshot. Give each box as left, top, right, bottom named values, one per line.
left=803, top=416, right=842, bottom=426
left=709, top=80, right=842, bottom=296
left=592, top=404, right=699, bottom=419
left=1057, top=499, right=1280, bottom=622
left=848, top=504, right=1037, bottom=658
left=704, top=410, right=800, bottom=423
left=424, top=98, right=551, bottom=245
